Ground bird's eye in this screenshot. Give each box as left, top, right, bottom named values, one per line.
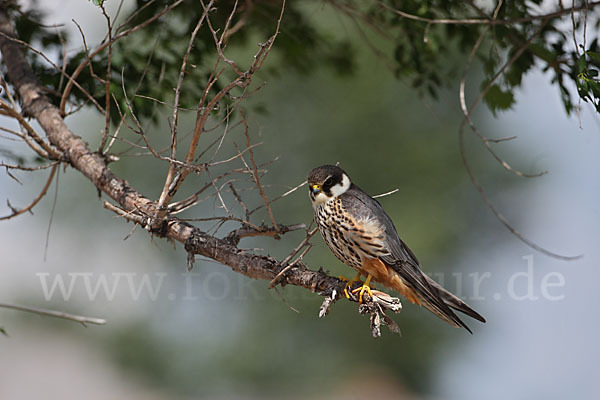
left=323, top=177, right=333, bottom=187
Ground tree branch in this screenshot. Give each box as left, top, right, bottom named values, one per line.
left=378, top=0, right=600, bottom=25
left=0, top=4, right=401, bottom=334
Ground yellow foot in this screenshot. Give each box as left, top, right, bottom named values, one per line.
left=351, top=274, right=373, bottom=303
left=339, top=273, right=363, bottom=299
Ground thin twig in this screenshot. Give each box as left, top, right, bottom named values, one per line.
left=0, top=161, right=60, bottom=172
left=98, top=3, right=114, bottom=152
left=104, top=35, right=161, bottom=154
left=169, top=0, right=216, bottom=162
left=273, top=286, right=300, bottom=313
left=0, top=302, right=106, bottom=327
left=379, top=0, right=600, bottom=25
left=0, top=164, right=58, bottom=221
left=269, top=243, right=313, bottom=288
left=249, top=178, right=307, bottom=216
left=167, top=169, right=243, bottom=214
left=0, top=99, right=61, bottom=159
left=60, top=0, right=186, bottom=114
left=43, top=166, right=60, bottom=261
left=460, top=22, right=549, bottom=178
left=281, top=227, right=319, bottom=268
left=458, top=22, right=581, bottom=260
left=0, top=30, right=105, bottom=114
left=373, top=188, right=399, bottom=198
left=228, top=223, right=307, bottom=245
left=240, top=110, right=279, bottom=231
left=228, top=181, right=250, bottom=220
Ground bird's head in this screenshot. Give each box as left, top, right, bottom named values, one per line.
left=307, top=165, right=351, bottom=206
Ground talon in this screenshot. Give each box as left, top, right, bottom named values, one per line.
left=339, top=273, right=363, bottom=299
left=351, top=274, right=373, bottom=303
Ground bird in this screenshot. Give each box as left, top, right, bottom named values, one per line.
left=307, top=165, right=486, bottom=333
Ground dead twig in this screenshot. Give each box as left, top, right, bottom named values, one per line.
left=0, top=99, right=61, bottom=159
left=378, top=0, right=600, bottom=26
left=228, top=223, right=306, bottom=246
left=169, top=0, right=216, bottom=164
left=458, top=21, right=582, bottom=260
left=153, top=0, right=286, bottom=228
left=0, top=161, right=60, bottom=172
left=98, top=2, right=114, bottom=152
left=318, top=288, right=402, bottom=338
left=0, top=302, right=106, bottom=327
left=59, top=0, right=186, bottom=114
left=249, top=178, right=307, bottom=216
left=269, top=243, right=313, bottom=288
left=282, top=227, right=319, bottom=267
left=358, top=290, right=403, bottom=338
left=0, top=164, right=58, bottom=221
left=373, top=188, right=399, bottom=198
left=240, top=110, right=279, bottom=232
left=0, top=30, right=105, bottom=114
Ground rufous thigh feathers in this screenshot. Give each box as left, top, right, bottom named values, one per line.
left=360, top=258, right=421, bottom=305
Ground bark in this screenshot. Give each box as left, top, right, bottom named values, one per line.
left=0, top=5, right=403, bottom=334
left=0, top=4, right=338, bottom=296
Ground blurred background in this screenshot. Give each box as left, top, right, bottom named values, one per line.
left=1, top=1, right=598, bottom=399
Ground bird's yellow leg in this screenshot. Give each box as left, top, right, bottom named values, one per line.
left=339, top=272, right=363, bottom=299
left=352, top=274, right=374, bottom=303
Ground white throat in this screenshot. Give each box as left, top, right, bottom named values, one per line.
left=312, top=173, right=351, bottom=208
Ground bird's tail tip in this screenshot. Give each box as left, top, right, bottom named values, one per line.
left=424, top=274, right=486, bottom=332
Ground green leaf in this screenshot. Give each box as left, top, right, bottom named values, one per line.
left=587, top=51, right=600, bottom=64
left=576, top=55, right=587, bottom=74
left=483, top=84, right=516, bottom=116
left=528, top=43, right=556, bottom=64
left=0, top=327, right=8, bottom=337
left=505, top=50, right=534, bottom=86
left=579, top=79, right=589, bottom=94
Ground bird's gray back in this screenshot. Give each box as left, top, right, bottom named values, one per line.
left=341, top=185, right=420, bottom=267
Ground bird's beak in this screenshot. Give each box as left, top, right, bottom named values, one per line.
left=311, top=184, right=322, bottom=195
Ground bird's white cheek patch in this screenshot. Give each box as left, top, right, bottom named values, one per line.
left=329, top=173, right=351, bottom=198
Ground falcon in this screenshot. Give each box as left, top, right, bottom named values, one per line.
left=308, top=165, right=486, bottom=333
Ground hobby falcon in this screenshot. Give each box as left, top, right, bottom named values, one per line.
left=308, top=165, right=485, bottom=333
